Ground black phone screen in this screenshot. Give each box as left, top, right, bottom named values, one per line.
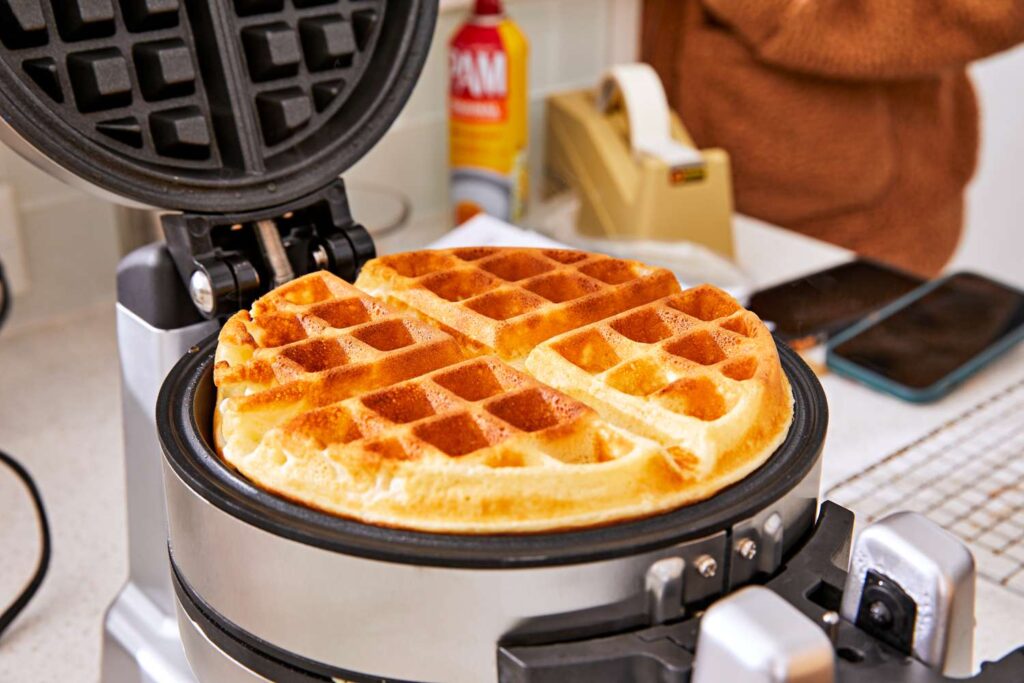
left=831, top=273, right=1024, bottom=390
left=748, top=260, right=924, bottom=342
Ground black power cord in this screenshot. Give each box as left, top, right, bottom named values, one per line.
left=0, top=256, right=52, bottom=641
left=0, top=449, right=51, bottom=640
left=0, top=256, right=9, bottom=330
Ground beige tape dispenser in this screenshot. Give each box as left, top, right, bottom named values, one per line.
left=545, top=63, right=735, bottom=256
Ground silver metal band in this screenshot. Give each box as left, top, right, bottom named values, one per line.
left=165, top=452, right=820, bottom=683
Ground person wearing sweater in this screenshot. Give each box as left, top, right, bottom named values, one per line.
left=643, top=0, right=1024, bottom=277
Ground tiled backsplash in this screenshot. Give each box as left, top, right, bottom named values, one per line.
left=0, top=0, right=636, bottom=333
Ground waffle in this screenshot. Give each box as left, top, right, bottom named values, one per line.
left=354, top=247, right=681, bottom=361
left=214, top=252, right=793, bottom=533
left=213, top=274, right=465, bottom=458
left=526, top=286, right=793, bottom=482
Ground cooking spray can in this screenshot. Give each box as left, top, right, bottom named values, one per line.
left=449, top=0, right=528, bottom=225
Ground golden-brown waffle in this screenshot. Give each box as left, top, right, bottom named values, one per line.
left=354, top=247, right=681, bottom=361
left=526, top=285, right=793, bottom=481
left=214, top=274, right=464, bottom=457
left=214, top=253, right=793, bottom=533
left=225, top=356, right=707, bottom=532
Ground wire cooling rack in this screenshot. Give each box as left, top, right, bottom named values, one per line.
left=827, top=378, right=1024, bottom=594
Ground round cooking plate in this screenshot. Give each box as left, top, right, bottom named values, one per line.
left=0, top=0, right=437, bottom=213
left=159, top=333, right=828, bottom=569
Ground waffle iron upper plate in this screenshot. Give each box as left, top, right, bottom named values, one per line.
left=0, top=0, right=437, bottom=213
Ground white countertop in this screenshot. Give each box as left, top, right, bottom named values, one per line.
left=0, top=305, right=125, bottom=683
left=1, top=214, right=1022, bottom=681
left=735, top=221, right=1024, bottom=664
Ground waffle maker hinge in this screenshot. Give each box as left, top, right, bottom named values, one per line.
left=162, top=178, right=375, bottom=320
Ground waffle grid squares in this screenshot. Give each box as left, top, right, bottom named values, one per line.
left=367, top=248, right=681, bottom=359
left=217, top=251, right=794, bottom=532
left=542, top=288, right=764, bottom=423
left=419, top=269, right=500, bottom=303
left=221, top=271, right=637, bottom=469
left=234, top=272, right=758, bottom=418
left=476, top=251, right=556, bottom=281
left=524, top=271, right=602, bottom=304
left=218, top=273, right=461, bottom=403
left=283, top=356, right=595, bottom=466
left=464, top=288, right=547, bottom=321
left=258, top=311, right=436, bottom=370
left=375, top=248, right=658, bottom=316
left=220, top=273, right=603, bottom=469
left=0, top=0, right=383, bottom=167
left=1, top=0, right=219, bottom=164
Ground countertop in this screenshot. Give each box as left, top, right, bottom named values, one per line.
left=2, top=215, right=1023, bottom=681
left=0, top=305, right=124, bottom=683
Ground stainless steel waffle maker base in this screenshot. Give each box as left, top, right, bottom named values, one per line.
left=2, top=1, right=1024, bottom=681
left=158, top=334, right=824, bottom=683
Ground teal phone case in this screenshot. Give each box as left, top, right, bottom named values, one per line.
left=825, top=272, right=1024, bottom=403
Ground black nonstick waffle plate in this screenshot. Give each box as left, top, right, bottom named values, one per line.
left=0, top=0, right=436, bottom=213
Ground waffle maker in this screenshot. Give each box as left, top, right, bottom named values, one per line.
left=3, top=2, right=1024, bottom=682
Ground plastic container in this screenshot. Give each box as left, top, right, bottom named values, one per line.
left=449, top=0, right=529, bottom=225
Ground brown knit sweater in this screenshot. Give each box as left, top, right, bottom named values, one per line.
left=642, top=0, right=1024, bottom=276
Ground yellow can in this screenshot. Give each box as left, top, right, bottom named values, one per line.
left=449, top=0, right=528, bottom=225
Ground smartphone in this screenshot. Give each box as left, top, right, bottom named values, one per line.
left=748, top=260, right=924, bottom=344
left=827, top=272, right=1024, bottom=402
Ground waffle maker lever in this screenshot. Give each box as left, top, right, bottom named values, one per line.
left=499, top=504, right=1021, bottom=683
left=2, top=1, right=1024, bottom=681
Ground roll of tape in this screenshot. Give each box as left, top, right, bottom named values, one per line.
left=597, top=63, right=703, bottom=169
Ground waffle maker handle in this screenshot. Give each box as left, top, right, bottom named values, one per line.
left=498, top=503, right=1024, bottom=683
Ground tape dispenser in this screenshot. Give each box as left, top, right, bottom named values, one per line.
left=545, top=63, right=735, bottom=256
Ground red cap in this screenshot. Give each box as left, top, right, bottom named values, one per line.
left=474, top=0, right=503, bottom=16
